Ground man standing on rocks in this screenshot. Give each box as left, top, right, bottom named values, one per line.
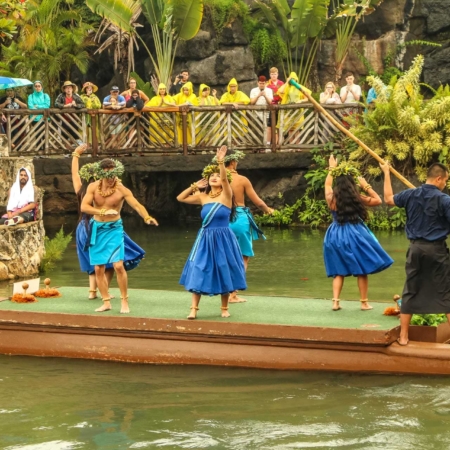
left=81, top=158, right=158, bottom=314
left=221, top=150, right=274, bottom=303
left=381, top=161, right=450, bottom=345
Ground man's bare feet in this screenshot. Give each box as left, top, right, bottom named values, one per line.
left=187, top=306, right=199, bottom=320
left=95, top=299, right=111, bottom=312
left=221, top=307, right=230, bottom=318
left=229, top=292, right=247, bottom=303
left=120, top=296, right=130, bottom=314
left=360, top=300, right=373, bottom=311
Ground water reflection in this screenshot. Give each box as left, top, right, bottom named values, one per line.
left=1, top=356, right=450, bottom=449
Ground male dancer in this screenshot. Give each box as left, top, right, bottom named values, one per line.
left=81, top=159, right=158, bottom=313
left=224, top=151, right=274, bottom=302
left=381, top=162, right=450, bottom=345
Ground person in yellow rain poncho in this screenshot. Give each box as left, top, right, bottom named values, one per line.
left=145, top=83, right=176, bottom=145
left=220, top=78, right=250, bottom=135
left=173, top=81, right=198, bottom=145
left=196, top=84, right=220, bottom=145
left=277, top=72, right=312, bottom=143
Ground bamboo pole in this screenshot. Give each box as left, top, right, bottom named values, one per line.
left=288, top=79, right=415, bottom=188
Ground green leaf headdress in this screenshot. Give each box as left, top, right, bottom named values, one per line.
left=329, top=162, right=361, bottom=180
left=212, top=150, right=246, bottom=164
left=96, top=159, right=125, bottom=179
left=202, top=164, right=233, bottom=183
left=79, top=163, right=99, bottom=182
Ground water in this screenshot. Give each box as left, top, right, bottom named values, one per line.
left=2, top=218, right=438, bottom=449
left=0, top=215, right=409, bottom=301
left=1, top=356, right=450, bottom=449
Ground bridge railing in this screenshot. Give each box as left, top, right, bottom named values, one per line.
left=1, top=104, right=362, bottom=156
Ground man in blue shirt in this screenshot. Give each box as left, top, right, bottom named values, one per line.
left=103, top=86, right=126, bottom=144
left=381, top=162, right=450, bottom=345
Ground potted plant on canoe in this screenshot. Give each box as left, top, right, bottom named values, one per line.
left=409, top=314, right=450, bottom=343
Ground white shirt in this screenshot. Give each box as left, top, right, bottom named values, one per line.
left=340, top=84, right=361, bottom=104
left=250, top=87, right=273, bottom=121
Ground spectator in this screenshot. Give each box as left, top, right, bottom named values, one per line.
left=340, top=72, right=361, bottom=104
left=197, top=84, right=219, bottom=106
left=320, top=82, right=342, bottom=104
left=27, top=81, right=50, bottom=124
left=121, top=77, right=149, bottom=102
left=0, top=87, right=27, bottom=144
left=220, top=78, right=250, bottom=107
left=126, top=89, right=144, bottom=111
left=266, top=67, right=284, bottom=105
left=55, top=81, right=85, bottom=145
left=103, top=86, right=126, bottom=143
left=250, top=75, right=273, bottom=145
left=169, top=69, right=189, bottom=96
left=80, top=82, right=101, bottom=109
left=277, top=72, right=311, bottom=142
left=145, top=83, right=176, bottom=144
left=173, top=81, right=197, bottom=145
left=0, top=167, right=36, bottom=226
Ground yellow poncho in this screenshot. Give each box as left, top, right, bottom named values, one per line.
left=219, top=78, right=250, bottom=104
left=197, top=83, right=218, bottom=106
left=173, top=82, right=198, bottom=106
left=145, top=83, right=176, bottom=107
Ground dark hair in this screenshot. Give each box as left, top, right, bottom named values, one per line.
left=205, top=173, right=237, bottom=221
left=333, top=175, right=368, bottom=224
left=76, top=179, right=94, bottom=228
left=181, top=69, right=189, bottom=74
left=345, top=72, right=354, bottom=78
left=131, top=89, right=139, bottom=95
left=427, top=163, right=448, bottom=179
left=100, top=159, right=115, bottom=170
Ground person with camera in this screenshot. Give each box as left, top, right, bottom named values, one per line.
left=250, top=76, right=273, bottom=145
left=169, top=69, right=189, bottom=96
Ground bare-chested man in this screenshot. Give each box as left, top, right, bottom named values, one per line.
left=224, top=151, right=274, bottom=302
left=81, top=159, right=158, bottom=313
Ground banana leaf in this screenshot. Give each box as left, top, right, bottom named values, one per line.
left=170, top=0, right=203, bottom=41
left=86, top=0, right=138, bottom=32
left=141, top=0, right=165, bottom=26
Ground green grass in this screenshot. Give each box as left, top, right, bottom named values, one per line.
left=0, top=287, right=400, bottom=330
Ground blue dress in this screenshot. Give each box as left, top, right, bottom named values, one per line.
left=76, top=215, right=145, bottom=274
left=323, top=211, right=393, bottom=277
left=180, top=203, right=247, bottom=295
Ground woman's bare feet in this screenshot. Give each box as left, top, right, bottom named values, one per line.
left=187, top=306, right=199, bottom=320
left=120, top=296, right=130, bottom=314
left=95, top=299, right=111, bottom=312
left=332, top=299, right=341, bottom=311
left=221, top=307, right=230, bottom=318
left=88, top=289, right=98, bottom=300
left=229, top=291, right=247, bottom=303
left=360, top=300, right=373, bottom=311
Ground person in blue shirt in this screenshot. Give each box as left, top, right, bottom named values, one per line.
left=103, top=86, right=126, bottom=144
left=381, top=161, right=450, bottom=346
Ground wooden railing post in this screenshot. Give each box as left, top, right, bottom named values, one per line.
left=225, top=105, right=233, bottom=148
left=181, top=106, right=188, bottom=156
left=6, top=112, right=11, bottom=154
left=135, top=113, right=142, bottom=153
left=91, top=114, right=98, bottom=157
left=270, top=106, right=277, bottom=153
left=44, top=109, right=49, bottom=155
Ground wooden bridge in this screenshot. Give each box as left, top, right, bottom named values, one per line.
left=2, top=104, right=362, bottom=156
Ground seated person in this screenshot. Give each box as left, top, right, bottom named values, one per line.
left=126, top=89, right=144, bottom=111
left=0, top=167, right=36, bottom=226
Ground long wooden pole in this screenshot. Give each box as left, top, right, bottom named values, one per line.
left=289, top=79, right=415, bottom=188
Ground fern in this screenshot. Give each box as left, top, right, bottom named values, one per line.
left=40, top=227, right=72, bottom=273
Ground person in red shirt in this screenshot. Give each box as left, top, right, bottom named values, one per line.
left=266, top=67, right=284, bottom=144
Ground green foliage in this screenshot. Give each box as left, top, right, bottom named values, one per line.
left=40, top=227, right=72, bottom=273
left=297, top=193, right=330, bottom=228
left=255, top=198, right=302, bottom=227
left=203, top=0, right=248, bottom=35
left=366, top=206, right=406, bottom=230
left=411, top=314, right=447, bottom=327
left=0, top=0, right=26, bottom=40
left=348, top=55, right=450, bottom=181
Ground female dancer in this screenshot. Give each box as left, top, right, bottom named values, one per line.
left=324, top=155, right=393, bottom=311
left=71, top=145, right=145, bottom=299
left=177, top=145, right=247, bottom=320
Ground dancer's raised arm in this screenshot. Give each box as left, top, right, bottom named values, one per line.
left=71, top=144, right=88, bottom=193
left=216, top=145, right=232, bottom=201
left=177, top=179, right=208, bottom=204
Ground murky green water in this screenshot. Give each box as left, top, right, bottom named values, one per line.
left=0, top=215, right=409, bottom=301
left=2, top=218, right=439, bottom=449
left=1, top=356, right=450, bottom=449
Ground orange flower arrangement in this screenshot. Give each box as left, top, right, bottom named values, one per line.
left=11, top=293, right=37, bottom=303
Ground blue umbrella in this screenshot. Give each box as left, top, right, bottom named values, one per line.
left=0, top=77, right=33, bottom=90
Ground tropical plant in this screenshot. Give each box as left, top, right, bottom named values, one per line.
left=348, top=55, right=450, bottom=181
left=40, top=227, right=72, bottom=273
left=0, top=0, right=26, bottom=40
left=130, top=70, right=154, bottom=98
left=0, top=0, right=93, bottom=99
left=411, top=314, right=447, bottom=327
left=86, top=0, right=204, bottom=88
left=203, top=0, right=247, bottom=35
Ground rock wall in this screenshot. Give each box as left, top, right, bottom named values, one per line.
left=34, top=153, right=311, bottom=222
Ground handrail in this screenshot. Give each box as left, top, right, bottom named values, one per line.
left=0, top=103, right=364, bottom=156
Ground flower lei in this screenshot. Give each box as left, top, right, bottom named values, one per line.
left=212, top=149, right=246, bottom=164
left=329, top=162, right=360, bottom=179
left=95, top=159, right=125, bottom=179
left=202, top=164, right=233, bottom=183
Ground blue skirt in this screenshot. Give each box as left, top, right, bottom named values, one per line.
left=323, top=221, right=393, bottom=277
left=180, top=227, right=247, bottom=296
left=76, top=221, right=145, bottom=274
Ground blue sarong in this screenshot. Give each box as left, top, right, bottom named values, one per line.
left=89, top=219, right=125, bottom=266
left=229, top=206, right=266, bottom=257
